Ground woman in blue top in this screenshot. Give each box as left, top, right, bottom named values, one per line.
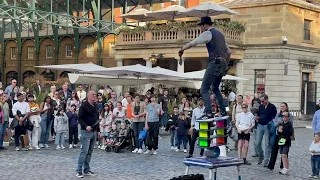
left=267, top=102, right=293, bottom=170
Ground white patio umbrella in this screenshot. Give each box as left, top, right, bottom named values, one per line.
left=146, top=5, right=186, bottom=21
left=183, top=69, right=249, bottom=81
left=119, top=8, right=156, bottom=22
left=35, top=63, right=107, bottom=72
left=179, top=2, right=239, bottom=17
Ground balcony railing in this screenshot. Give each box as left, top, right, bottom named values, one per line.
left=117, top=27, right=244, bottom=46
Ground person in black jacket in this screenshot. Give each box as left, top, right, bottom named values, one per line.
left=166, top=106, right=179, bottom=149
left=7, top=92, right=17, bottom=119
left=278, top=113, right=293, bottom=175
left=76, top=91, right=100, bottom=178
left=175, top=112, right=189, bottom=153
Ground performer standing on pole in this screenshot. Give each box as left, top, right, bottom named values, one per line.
left=179, top=16, right=231, bottom=119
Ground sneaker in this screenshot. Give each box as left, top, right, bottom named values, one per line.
left=61, top=145, right=65, bottom=149
left=153, top=150, right=157, bottom=155
left=243, top=159, right=251, bottom=165
left=186, top=154, right=193, bottom=158
left=171, top=146, right=175, bottom=150
left=76, top=172, right=84, bottom=178
left=176, top=149, right=179, bottom=152
left=39, top=144, right=44, bottom=148
left=56, top=145, right=61, bottom=150
left=73, top=144, right=78, bottom=148
left=183, top=149, right=187, bottom=153
left=279, top=168, right=289, bottom=175
left=137, top=149, right=143, bottom=154
left=84, top=171, right=96, bottom=176
left=132, top=148, right=139, bottom=153
left=35, top=146, right=41, bottom=150
left=314, top=176, right=319, bottom=179
left=28, top=146, right=33, bottom=150
left=69, top=144, right=73, bottom=149
left=15, top=147, right=20, bottom=151
left=144, top=150, right=152, bottom=154
left=258, top=156, right=263, bottom=165
left=97, top=145, right=101, bottom=149
left=101, top=145, right=106, bottom=150
left=44, top=144, right=49, bottom=148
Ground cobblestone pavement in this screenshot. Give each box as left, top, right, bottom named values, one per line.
left=0, top=128, right=314, bottom=180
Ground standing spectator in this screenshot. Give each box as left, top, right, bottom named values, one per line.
left=66, top=91, right=80, bottom=112
left=144, top=95, right=160, bottom=155
left=4, top=79, right=17, bottom=98
left=7, top=92, right=16, bottom=140
left=39, top=96, right=54, bottom=148
left=96, top=92, right=105, bottom=113
left=77, top=85, right=87, bottom=103
left=126, top=95, right=134, bottom=120
left=112, top=102, right=125, bottom=121
left=254, top=94, right=277, bottom=166
left=183, top=101, right=193, bottom=145
left=312, top=109, right=320, bottom=133
left=179, top=97, right=187, bottom=113
left=228, top=90, right=236, bottom=105
left=76, top=91, right=100, bottom=178
left=121, top=92, right=129, bottom=108
left=0, top=94, right=9, bottom=150
left=175, top=112, right=189, bottom=153
left=48, top=85, right=56, bottom=99
left=12, top=93, right=30, bottom=151
left=235, top=103, right=255, bottom=165
left=251, top=93, right=261, bottom=106
left=107, top=91, right=118, bottom=107
left=187, top=98, right=205, bottom=158
left=166, top=106, right=179, bottom=150
left=251, top=99, right=261, bottom=157
left=277, top=113, right=293, bottom=175
left=309, top=133, right=320, bottom=179
left=61, top=84, right=72, bottom=100
left=159, top=90, right=169, bottom=129
left=27, top=95, right=41, bottom=150
left=13, top=86, right=19, bottom=101
left=99, top=103, right=113, bottom=150
left=232, top=95, right=244, bottom=150
left=34, top=79, right=43, bottom=95
left=54, top=108, right=68, bottom=149
left=132, top=95, right=146, bottom=154
left=67, top=104, right=79, bottom=149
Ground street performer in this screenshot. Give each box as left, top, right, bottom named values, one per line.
left=179, top=16, right=231, bottom=119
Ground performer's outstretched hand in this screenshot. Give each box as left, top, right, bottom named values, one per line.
left=178, top=49, right=184, bottom=57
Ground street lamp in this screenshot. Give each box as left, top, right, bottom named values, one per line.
left=148, top=53, right=164, bottom=65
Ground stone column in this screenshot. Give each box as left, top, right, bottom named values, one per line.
left=115, top=59, right=123, bottom=97
left=236, top=61, right=244, bottom=95
left=144, top=58, right=153, bottom=94
left=176, top=57, right=185, bottom=73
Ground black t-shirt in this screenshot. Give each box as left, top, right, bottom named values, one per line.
left=159, top=95, right=169, bottom=111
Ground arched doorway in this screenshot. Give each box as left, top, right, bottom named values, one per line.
left=41, top=70, right=55, bottom=81
left=23, top=71, right=36, bottom=83
left=60, top=71, right=71, bottom=78
left=6, top=71, right=18, bottom=86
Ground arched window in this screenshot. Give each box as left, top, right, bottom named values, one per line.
left=6, top=71, right=18, bottom=86
left=60, top=71, right=71, bottom=78
left=41, top=70, right=55, bottom=81
left=23, top=71, right=36, bottom=82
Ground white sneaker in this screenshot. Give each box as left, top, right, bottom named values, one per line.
left=132, top=148, right=139, bottom=153
left=80, top=144, right=82, bottom=149
left=280, top=168, right=289, bottom=175
left=144, top=150, right=152, bottom=154
left=15, top=147, right=20, bottom=151
left=56, top=145, right=61, bottom=150
left=183, top=149, right=187, bottom=153
left=44, top=144, right=49, bottom=148
left=98, top=145, right=101, bottom=149
left=69, top=144, right=73, bottom=149
left=153, top=150, right=157, bottom=155
left=39, top=144, right=44, bottom=148
left=73, top=144, right=78, bottom=148
left=137, top=149, right=143, bottom=154
left=171, top=146, right=175, bottom=150
left=176, top=149, right=179, bottom=152
left=28, top=146, right=33, bottom=150
left=61, top=145, right=65, bottom=149
left=174, top=147, right=178, bottom=150
left=35, top=146, right=41, bottom=150
left=101, top=145, right=106, bottom=150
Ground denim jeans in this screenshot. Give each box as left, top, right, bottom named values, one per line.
left=255, top=123, right=272, bottom=165
left=132, top=122, right=144, bottom=149
left=252, top=128, right=259, bottom=156
left=76, top=130, right=97, bottom=173
left=177, top=134, right=187, bottom=150
left=161, top=111, right=168, bottom=127
left=55, top=132, right=65, bottom=146
left=40, top=114, right=52, bottom=144
left=312, top=155, right=320, bottom=176
left=170, top=128, right=177, bottom=147
left=0, top=121, right=8, bottom=147
left=200, top=60, right=227, bottom=115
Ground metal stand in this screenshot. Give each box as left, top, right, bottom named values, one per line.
left=237, top=165, right=241, bottom=180
left=185, top=166, right=189, bottom=175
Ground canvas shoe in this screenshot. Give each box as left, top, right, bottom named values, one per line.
left=171, top=146, right=175, bottom=150
left=69, top=144, right=73, bottom=149
left=137, top=149, right=143, bottom=154
left=279, top=168, right=289, bottom=175
left=84, top=171, right=96, bottom=176
left=44, top=144, right=49, bottom=148
left=76, top=172, right=84, bottom=178
left=39, top=144, right=44, bottom=148
left=34, top=146, right=41, bottom=150
left=176, top=149, right=179, bottom=152
left=183, top=149, right=187, bottom=153
left=144, top=150, right=152, bottom=154
left=56, top=145, right=61, bottom=150
left=152, top=150, right=157, bottom=155
left=73, top=144, right=78, bottom=148
left=61, top=145, right=65, bottom=149
left=15, top=147, right=20, bottom=151
left=28, top=146, right=33, bottom=150
left=132, top=148, right=139, bottom=153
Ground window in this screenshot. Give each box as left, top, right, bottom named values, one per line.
left=179, top=0, right=186, bottom=7
left=45, top=45, right=52, bottom=58
left=10, top=47, right=16, bottom=59
left=304, top=19, right=311, bottom=41
left=86, top=44, right=94, bottom=57
left=27, top=46, right=34, bottom=59
left=254, top=70, right=266, bottom=94
left=65, top=44, right=72, bottom=57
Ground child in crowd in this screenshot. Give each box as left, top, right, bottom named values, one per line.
left=277, top=112, right=293, bottom=175
left=166, top=106, right=179, bottom=150
left=309, top=133, right=320, bottom=178
left=100, top=103, right=113, bottom=150
left=54, top=108, right=68, bottom=150
left=67, top=104, right=78, bottom=149
left=116, top=122, right=127, bottom=146
left=106, top=123, right=118, bottom=145
left=137, top=128, right=147, bottom=153
left=175, top=112, right=189, bottom=153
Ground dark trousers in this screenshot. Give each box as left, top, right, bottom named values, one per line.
left=312, top=155, right=320, bottom=176
left=69, top=126, right=78, bottom=145
left=177, top=134, right=187, bottom=150
left=189, top=129, right=204, bottom=156
left=147, top=122, right=159, bottom=150
left=187, top=134, right=192, bottom=146
left=14, top=125, right=26, bottom=147
left=268, top=135, right=284, bottom=169
left=132, top=122, right=145, bottom=148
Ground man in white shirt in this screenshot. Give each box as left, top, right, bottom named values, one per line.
left=235, top=103, right=255, bottom=165
left=228, top=91, right=236, bottom=105
left=179, top=16, right=231, bottom=119
left=12, top=93, right=30, bottom=151
left=186, top=97, right=206, bottom=158
left=121, top=92, right=129, bottom=108
left=77, top=85, right=87, bottom=102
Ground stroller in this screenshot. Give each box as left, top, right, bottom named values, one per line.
left=105, top=119, right=135, bottom=153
